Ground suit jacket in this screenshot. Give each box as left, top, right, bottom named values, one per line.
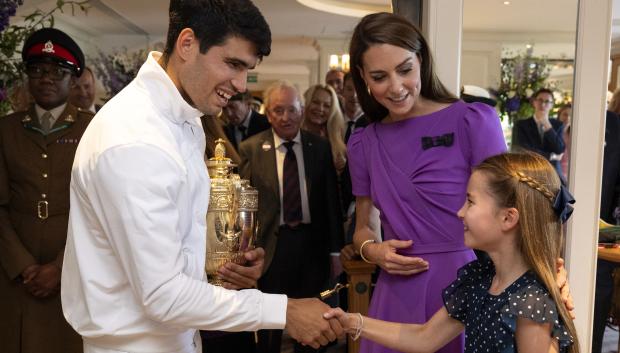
left=238, top=129, right=343, bottom=276
left=341, top=115, right=370, bottom=214
left=601, top=111, right=620, bottom=223
left=225, top=110, right=270, bottom=150
left=0, top=103, right=93, bottom=353
left=514, top=116, right=565, bottom=177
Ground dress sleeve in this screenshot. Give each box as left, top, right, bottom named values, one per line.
left=500, top=283, right=574, bottom=351
left=347, top=127, right=371, bottom=197
left=443, top=259, right=491, bottom=323
left=458, top=102, right=508, bottom=167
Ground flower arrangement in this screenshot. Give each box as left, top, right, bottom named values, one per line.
left=92, top=47, right=147, bottom=99
left=0, top=0, right=89, bottom=116
left=492, top=47, right=554, bottom=123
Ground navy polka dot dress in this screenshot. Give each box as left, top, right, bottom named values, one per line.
left=442, top=259, right=573, bottom=353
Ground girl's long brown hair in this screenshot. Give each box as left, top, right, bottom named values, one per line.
left=475, top=152, right=579, bottom=353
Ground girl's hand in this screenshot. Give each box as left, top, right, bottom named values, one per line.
left=364, top=239, right=429, bottom=275
left=323, top=308, right=358, bottom=335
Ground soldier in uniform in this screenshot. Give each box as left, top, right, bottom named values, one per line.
left=0, top=28, right=93, bottom=353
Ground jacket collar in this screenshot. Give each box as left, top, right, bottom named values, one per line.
left=134, top=51, right=203, bottom=127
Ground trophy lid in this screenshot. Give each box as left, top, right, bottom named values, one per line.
left=206, top=139, right=236, bottom=178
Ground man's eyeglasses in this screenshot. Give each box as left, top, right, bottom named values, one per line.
left=270, top=106, right=300, bottom=117
left=25, top=65, right=72, bottom=81
left=534, top=98, right=554, bottom=105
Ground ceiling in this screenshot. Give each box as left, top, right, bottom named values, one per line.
left=10, top=0, right=620, bottom=92
left=14, top=0, right=610, bottom=45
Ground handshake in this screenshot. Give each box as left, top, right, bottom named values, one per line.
left=285, top=298, right=360, bottom=349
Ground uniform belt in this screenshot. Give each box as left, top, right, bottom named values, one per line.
left=11, top=202, right=67, bottom=219
left=37, top=200, right=49, bottom=220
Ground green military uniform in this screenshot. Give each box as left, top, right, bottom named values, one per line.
left=0, top=104, right=93, bottom=353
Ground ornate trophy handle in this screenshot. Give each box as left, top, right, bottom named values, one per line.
left=318, top=282, right=349, bottom=301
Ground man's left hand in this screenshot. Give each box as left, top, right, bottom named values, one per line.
left=218, top=247, right=265, bottom=290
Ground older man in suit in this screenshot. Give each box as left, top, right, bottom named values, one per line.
left=239, top=81, right=343, bottom=353
left=223, top=90, right=270, bottom=150
left=0, top=27, right=93, bottom=353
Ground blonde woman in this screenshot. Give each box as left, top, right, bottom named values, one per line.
left=302, top=84, right=347, bottom=173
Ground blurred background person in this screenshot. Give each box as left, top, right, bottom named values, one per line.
left=302, top=84, right=347, bottom=174
left=69, top=66, right=98, bottom=113
left=514, top=88, right=566, bottom=183
left=223, top=91, right=270, bottom=151
left=201, top=115, right=241, bottom=165
left=557, top=104, right=572, bottom=179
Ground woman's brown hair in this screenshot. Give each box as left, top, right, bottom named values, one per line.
left=475, top=152, right=579, bottom=353
left=348, top=12, right=457, bottom=122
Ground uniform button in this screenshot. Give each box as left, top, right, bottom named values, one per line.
left=42, top=173, right=48, bottom=178
left=41, top=194, right=47, bottom=199
left=41, top=153, right=48, bottom=159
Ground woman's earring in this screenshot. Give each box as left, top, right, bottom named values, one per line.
left=366, top=86, right=371, bottom=96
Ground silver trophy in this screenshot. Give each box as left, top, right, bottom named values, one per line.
left=205, top=139, right=259, bottom=286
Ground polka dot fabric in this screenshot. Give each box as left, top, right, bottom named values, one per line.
left=442, top=259, right=573, bottom=353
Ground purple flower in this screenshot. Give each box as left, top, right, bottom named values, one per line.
left=505, top=96, right=521, bottom=112
left=0, top=0, right=23, bottom=32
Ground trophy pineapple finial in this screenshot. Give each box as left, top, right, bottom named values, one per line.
left=214, top=138, right=226, bottom=160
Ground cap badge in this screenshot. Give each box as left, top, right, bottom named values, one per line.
left=42, top=41, right=55, bottom=54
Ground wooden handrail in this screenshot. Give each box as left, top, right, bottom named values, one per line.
left=342, top=259, right=376, bottom=353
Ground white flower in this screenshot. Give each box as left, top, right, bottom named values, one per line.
left=525, top=88, right=534, bottom=98
left=507, top=91, right=516, bottom=98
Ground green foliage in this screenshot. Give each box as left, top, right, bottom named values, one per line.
left=493, top=48, right=554, bottom=123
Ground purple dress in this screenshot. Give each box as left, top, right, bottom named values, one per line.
left=348, top=101, right=507, bottom=353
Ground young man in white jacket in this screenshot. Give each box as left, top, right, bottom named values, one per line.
left=61, top=1, right=343, bottom=352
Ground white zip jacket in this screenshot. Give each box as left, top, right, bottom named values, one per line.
left=61, top=51, right=287, bottom=353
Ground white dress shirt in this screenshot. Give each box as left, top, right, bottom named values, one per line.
left=272, top=130, right=311, bottom=225
left=61, top=51, right=287, bottom=353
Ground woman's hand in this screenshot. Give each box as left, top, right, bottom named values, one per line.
left=363, top=239, right=429, bottom=276
left=556, top=258, right=576, bottom=319
left=323, top=307, right=358, bottom=335
left=334, top=154, right=346, bottom=174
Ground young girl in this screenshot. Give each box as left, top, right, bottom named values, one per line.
left=325, top=152, right=578, bottom=353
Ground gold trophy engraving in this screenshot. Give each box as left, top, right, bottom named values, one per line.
left=205, top=139, right=259, bottom=286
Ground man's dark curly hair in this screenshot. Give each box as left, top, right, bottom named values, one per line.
left=162, top=0, right=271, bottom=63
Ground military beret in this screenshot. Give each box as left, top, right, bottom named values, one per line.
left=22, top=28, right=85, bottom=77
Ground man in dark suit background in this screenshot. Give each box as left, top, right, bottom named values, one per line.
left=224, top=90, right=270, bottom=150
left=514, top=88, right=566, bottom=182
left=592, top=110, right=620, bottom=353
left=239, top=81, right=343, bottom=353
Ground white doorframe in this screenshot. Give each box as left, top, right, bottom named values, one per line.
left=426, top=0, right=611, bottom=350
left=567, top=0, right=612, bottom=350
left=423, top=0, right=463, bottom=96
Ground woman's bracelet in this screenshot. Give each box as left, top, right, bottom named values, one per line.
left=352, top=313, right=364, bottom=341
left=359, top=239, right=376, bottom=264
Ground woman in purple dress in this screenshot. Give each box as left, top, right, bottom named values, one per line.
left=346, top=13, right=507, bottom=353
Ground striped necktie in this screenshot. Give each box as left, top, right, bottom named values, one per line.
left=40, top=111, right=53, bottom=134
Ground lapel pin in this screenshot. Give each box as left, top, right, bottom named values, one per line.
left=262, top=141, right=272, bottom=151
left=64, top=114, right=75, bottom=123
left=22, top=115, right=32, bottom=123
